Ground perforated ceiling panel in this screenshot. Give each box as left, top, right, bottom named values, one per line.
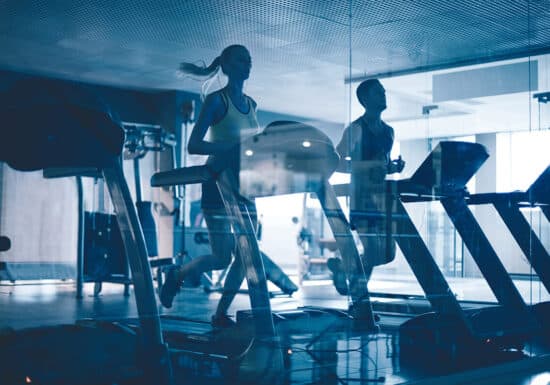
left=1, top=0, right=549, bottom=122
left=349, top=0, right=550, bottom=80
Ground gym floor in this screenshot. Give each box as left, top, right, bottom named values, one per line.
left=1, top=273, right=550, bottom=385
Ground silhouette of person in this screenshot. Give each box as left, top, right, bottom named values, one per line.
left=160, top=45, right=297, bottom=327
left=328, top=79, right=405, bottom=295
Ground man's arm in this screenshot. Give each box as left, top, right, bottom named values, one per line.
left=385, top=124, right=405, bottom=174
left=335, top=123, right=358, bottom=173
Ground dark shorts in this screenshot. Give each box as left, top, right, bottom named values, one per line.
left=201, top=150, right=241, bottom=209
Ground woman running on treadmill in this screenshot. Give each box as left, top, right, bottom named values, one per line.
left=160, top=45, right=297, bottom=327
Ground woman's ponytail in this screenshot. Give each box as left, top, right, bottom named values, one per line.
left=178, top=56, right=221, bottom=78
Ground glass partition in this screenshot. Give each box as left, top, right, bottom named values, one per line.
left=1, top=1, right=550, bottom=384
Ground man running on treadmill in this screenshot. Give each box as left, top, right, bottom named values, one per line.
left=328, top=79, right=405, bottom=295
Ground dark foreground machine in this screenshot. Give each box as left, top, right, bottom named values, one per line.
left=391, top=142, right=539, bottom=370
left=0, top=78, right=173, bottom=385
left=466, top=165, right=550, bottom=337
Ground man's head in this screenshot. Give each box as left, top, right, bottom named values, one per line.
left=356, top=79, right=386, bottom=112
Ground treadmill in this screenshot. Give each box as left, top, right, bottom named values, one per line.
left=385, top=141, right=540, bottom=368
left=466, top=165, right=550, bottom=332
left=0, top=78, right=173, bottom=385
left=150, top=121, right=381, bottom=383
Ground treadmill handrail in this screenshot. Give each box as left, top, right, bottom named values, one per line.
left=467, top=163, right=549, bottom=206
left=466, top=191, right=529, bottom=206
left=151, top=165, right=213, bottom=187
left=332, top=179, right=470, bottom=201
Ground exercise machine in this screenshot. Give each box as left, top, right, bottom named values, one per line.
left=43, top=166, right=132, bottom=298
left=0, top=236, right=10, bottom=252
left=149, top=121, right=381, bottom=383
left=389, top=141, right=539, bottom=369
left=123, top=121, right=177, bottom=289
left=0, top=236, right=11, bottom=280
left=466, top=165, right=550, bottom=333
left=42, top=121, right=177, bottom=297
left=0, top=78, right=173, bottom=384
